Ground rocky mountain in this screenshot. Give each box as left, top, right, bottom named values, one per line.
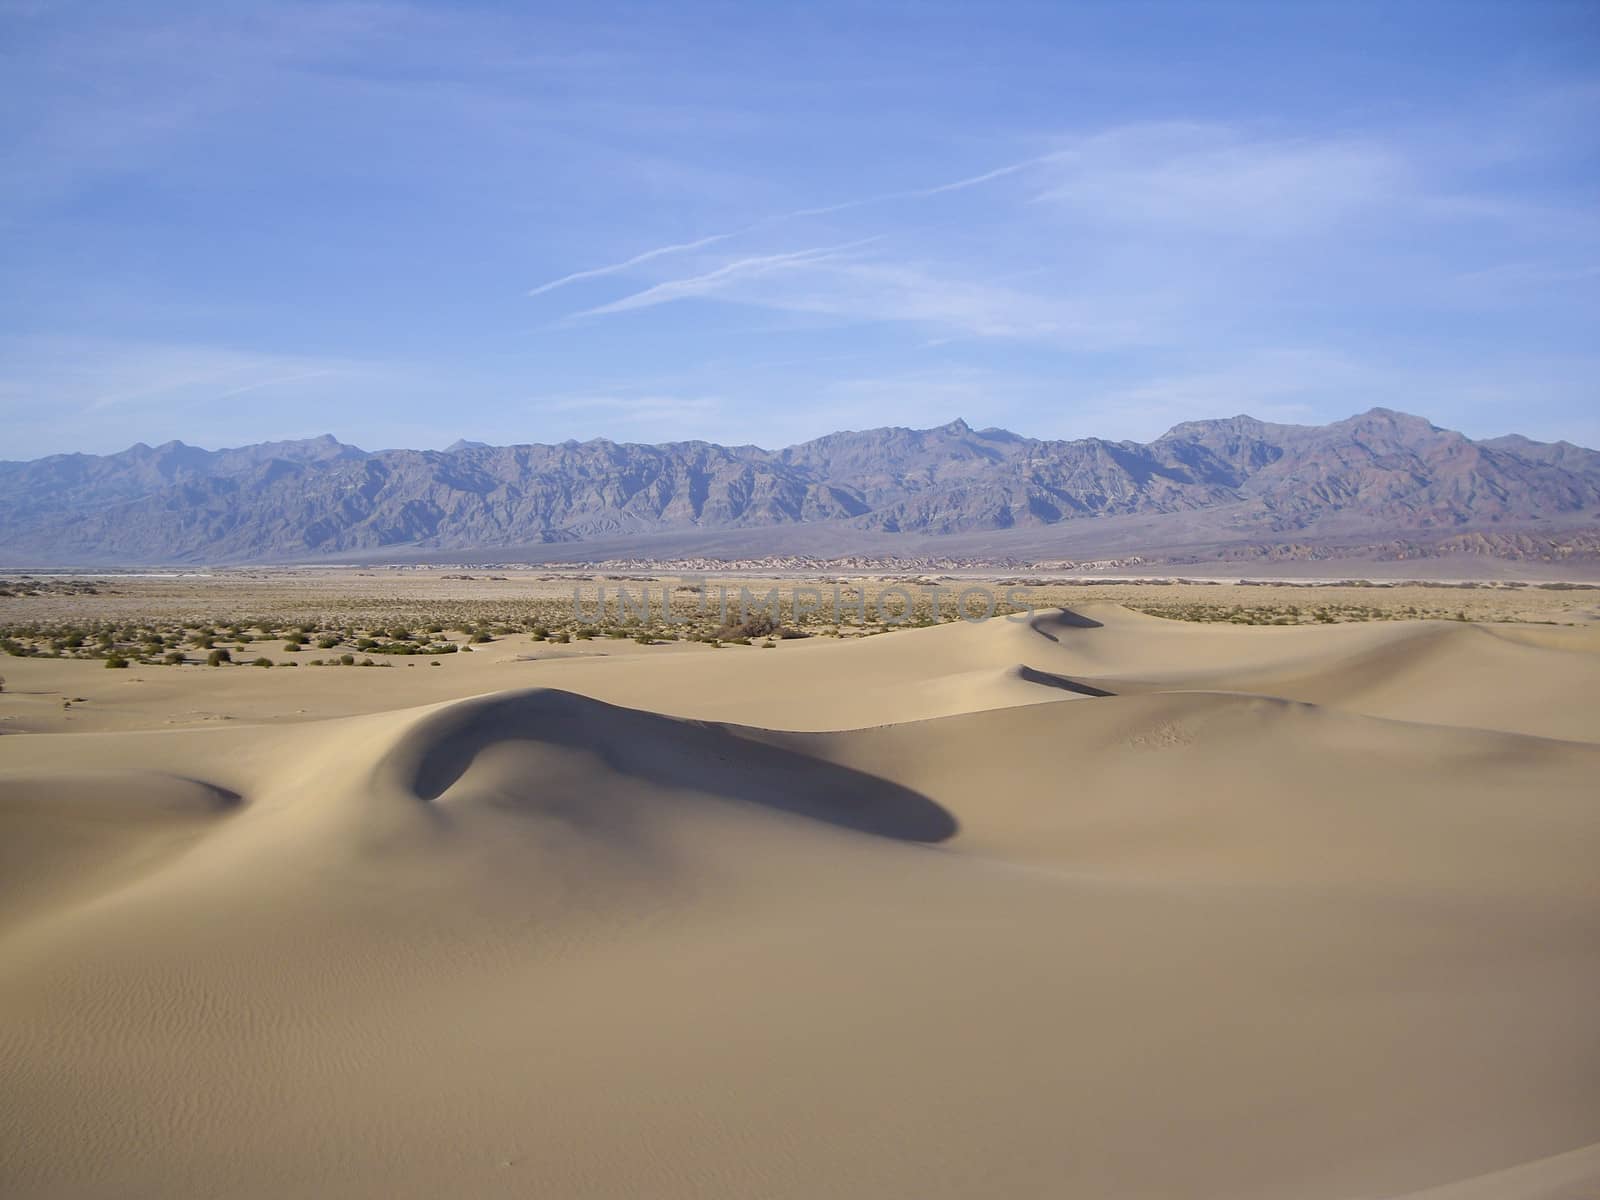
left=1, top=409, right=1597, bottom=564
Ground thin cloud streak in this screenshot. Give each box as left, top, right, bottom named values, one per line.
left=566, top=237, right=882, bottom=319
left=785, top=148, right=1070, bottom=218
left=525, top=231, right=740, bottom=297
left=211, top=369, right=337, bottom=401
left=524, top=149, right=1065, bottom=298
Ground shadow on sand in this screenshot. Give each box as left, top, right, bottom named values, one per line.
left=1028, top=608, right=1104, bottom=642
left=390, top=688, right=959, bottom=844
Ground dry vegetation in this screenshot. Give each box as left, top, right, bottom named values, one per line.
left=1, top=569, right=1596, bottom=668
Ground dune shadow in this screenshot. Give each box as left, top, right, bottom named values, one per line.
left=1028, top=608, right=1104, bottom=642
left=1016, top=666, right=1115, bottom=697
left=393, top=689, right=958, bottom=844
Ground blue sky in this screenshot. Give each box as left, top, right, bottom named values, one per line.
left=2, top=0, right=1597, bottom=458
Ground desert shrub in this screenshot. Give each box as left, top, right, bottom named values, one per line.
left=776, top=626, right=810, bottom=639
left=340, top=653, right=355, bottom=666
left=316, top=637, right=337, bottom=649
left=575, top=629, right=594, bottom=640
left=283, top=642, right=301, bottom=652
left=470, top=632, right=492, bottom=643
left=251, top=657, right=273, bottom=668
left=549, top=631, right=570, bottom=643
left=207, top=649, right=230, bottom=666
left=164, top=651, right=185, bottom=664
left=717, top=613, right=777, bottom=640
left=104, top=654, right=129, bottom=669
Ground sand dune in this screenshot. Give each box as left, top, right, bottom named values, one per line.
left=2, top=607, right=1598, bottom=1198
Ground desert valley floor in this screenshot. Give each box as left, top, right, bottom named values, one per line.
left=2, top=575, right=1598, bottom=1199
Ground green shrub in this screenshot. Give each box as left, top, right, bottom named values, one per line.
left=339, top=653, right=355, bottom=666
left=251, top=657, right=273, bottom=667
left=104, top=654, right=129, bottom=669
left=207, top=649, right=230, bottom=666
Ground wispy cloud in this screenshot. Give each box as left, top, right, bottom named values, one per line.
left=1033, top=122, right=1405, bottom=236
left=526, top=232, right=741, bottom=297
left=563, top=247, right=1146, bottom=347
left=524, top=149, right=1067, bottom=299
left=566, top=238, right=881, bottom=319
left=0, top=336, right=363, bottom=419
left=783, top=148, right=1070, bottom=218
left=210, top=369, right=339, bottom=402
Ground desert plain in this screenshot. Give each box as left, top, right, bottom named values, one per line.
left=2, top=568, right=1599, bottom=1199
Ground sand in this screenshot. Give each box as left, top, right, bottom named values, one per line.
left=2, top=602, right=1598, bottom=1198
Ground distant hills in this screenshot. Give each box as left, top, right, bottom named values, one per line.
left=2, top=409, right=1598, bottom=566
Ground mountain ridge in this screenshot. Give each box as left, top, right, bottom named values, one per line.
left=3, top=408, right=1598, bottom=565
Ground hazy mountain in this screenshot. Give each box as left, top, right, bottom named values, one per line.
left=2, top=409, right=1597, bottom=564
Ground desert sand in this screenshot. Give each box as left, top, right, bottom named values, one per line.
left=2, top=599, right=1599, bottom=1198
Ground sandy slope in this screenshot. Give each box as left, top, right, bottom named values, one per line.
left=1, top=607, right=1598, bottom=1198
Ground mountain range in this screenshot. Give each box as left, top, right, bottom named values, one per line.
left=3, top=408, right=1598, bottom=566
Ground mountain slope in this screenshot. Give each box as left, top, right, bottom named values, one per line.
left=1, top=409, right=1597, bottom=563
